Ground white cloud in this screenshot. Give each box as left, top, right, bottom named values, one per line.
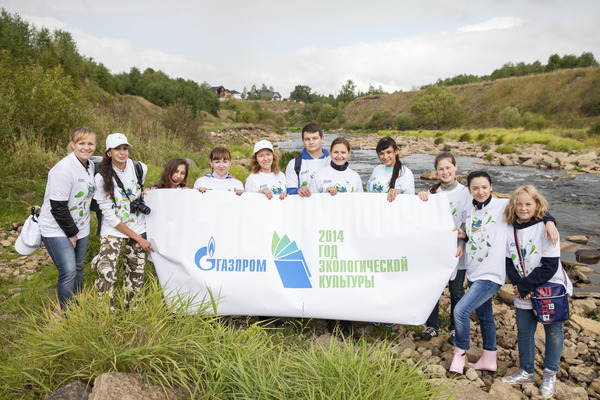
left=3, top=1, right=600, bottom=97
left=458, top=16, right=527, bottom=33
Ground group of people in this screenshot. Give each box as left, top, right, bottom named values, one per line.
left=37, top=122, right=571, bottom=398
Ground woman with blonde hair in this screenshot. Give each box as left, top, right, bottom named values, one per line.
left=244, top=140, right=287, bottom=199
left=38, top=126, right=97, bottom=310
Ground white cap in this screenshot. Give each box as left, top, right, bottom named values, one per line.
left=15, top=215, right=41, bottom=256
left=105, top=133, right=131, bottom=150
left=253, top=140, right=273, bottom=154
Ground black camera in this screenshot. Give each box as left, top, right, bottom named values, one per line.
left=130, top=198, right=151, bottom=215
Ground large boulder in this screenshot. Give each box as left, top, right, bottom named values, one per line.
left=89, top=372, right=186, bottom=400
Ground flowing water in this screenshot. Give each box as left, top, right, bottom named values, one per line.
left=275, top=131, right=600, bottom=280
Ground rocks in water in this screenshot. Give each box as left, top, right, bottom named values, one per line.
left=566, top=235, right=589, bottom=244
left=575, top=248, right=600, bottom=263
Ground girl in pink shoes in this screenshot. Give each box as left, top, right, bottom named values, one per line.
left=449, top=172, right=557, bottom=376
left=502, top=185, right=571, bottom=399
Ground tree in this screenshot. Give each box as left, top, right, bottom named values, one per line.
left=410, top=85, right=462, bottom=129
left=316, top=103, right=338, bottom=124
left=577, top=52, right=598, bottom=67
left=290, top=85, right=312, bottom=103
left=337, top=79, right=357, bottom=104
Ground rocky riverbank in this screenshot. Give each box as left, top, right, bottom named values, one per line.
left=343, top=133, right=600, bottom=175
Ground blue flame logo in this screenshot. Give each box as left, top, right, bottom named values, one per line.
left=194, top=236, right=216, bottom=270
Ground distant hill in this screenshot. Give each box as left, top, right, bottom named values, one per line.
left=340, top=67, right=600, bottom=129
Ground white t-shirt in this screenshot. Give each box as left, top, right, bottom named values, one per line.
left=244, top=171, right=287, bottom=195
left=309, top=164, right=364, bottom=193
left=464, top=197, right=509, bottom=285
left=39, top=152, right=96, bottom=238
left=506, top=221, right=573, bottom=309
left=193, top=174, right=243, bottom=192
left=94, top=159, right=148, bottom=238
left=366, top=164, right=415, bottom=195
left=432, top=182, right=472, bottom=271
left=285, top=148, right=330, bottom=193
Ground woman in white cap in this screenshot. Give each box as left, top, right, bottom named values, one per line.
left=38, top=126, right=97, bottom=311
left=244, top=140, right=287, bottom=199
left=93, top=133, right=153, bottom=309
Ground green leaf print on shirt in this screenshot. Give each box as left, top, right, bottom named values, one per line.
left=74, top=191, right=84, bottom=198
left=468, top=212, right=495, bottom=262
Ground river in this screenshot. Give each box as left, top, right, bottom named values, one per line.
left=275, top=132, right=600, bottom=272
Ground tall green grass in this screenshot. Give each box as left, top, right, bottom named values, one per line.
left=0, top=277, right=453, bottom=399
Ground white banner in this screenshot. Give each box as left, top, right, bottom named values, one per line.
left=145, top=190, right=458, bottom=325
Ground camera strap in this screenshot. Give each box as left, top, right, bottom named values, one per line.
left=111, top=160, right=144, bottom=206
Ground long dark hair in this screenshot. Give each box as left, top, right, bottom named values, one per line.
left=376, top=137, right=402, bottom=190
left=429, top=152, right=457, bottom=193
left=100, top=153, right=118, bottom=199
left=155, top=158, right=189, bottom=188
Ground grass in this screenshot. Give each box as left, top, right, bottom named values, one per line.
left=0, top=275, right=453, bottom=399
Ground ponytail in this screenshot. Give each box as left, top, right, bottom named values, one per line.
left=100, top=154, right=117, bottom=199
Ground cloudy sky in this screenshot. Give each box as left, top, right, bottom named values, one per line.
left=3, top=0, right=600, bottom=97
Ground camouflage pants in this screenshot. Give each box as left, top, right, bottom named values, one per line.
left=95, top=234, right=146, bottom=308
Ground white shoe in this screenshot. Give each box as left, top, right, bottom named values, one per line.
left=540, top=368, right=557, bottom=398
left=502, top=369, right=535, bottom=384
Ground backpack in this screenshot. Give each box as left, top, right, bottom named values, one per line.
left=90, top=158, right=144, bottom=235
left=294, top=154, right=302, bottom=187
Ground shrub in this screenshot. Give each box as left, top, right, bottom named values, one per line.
left=394, top=114, right=412, bottom=130
left=545, top=139, right=582, bottom=152
left=367, top=109, right=393, bottom=130
left=521, top=112, right=553, bottom=130
left=485, top=153, right=495, bottom=161
left=236, top=109, right=258, bottom=124
left=161, top=102, right=203, bottom=149
left=221, top=100, right=239, bottom=112
left=279, top=151, right=300, bottom=171
left=0, top=52, right=87, bottom=148
left=476, top=133, right=486, bottom=141
left=499, top=106, right=521, bottom=128
left=588, top=121, right=600, bottom=137
left=481, top=143, right=490, bottom=152
left=434, top=137, right=444, bottom=145
left=496, top=145, right=517, bottom=154
left=495, top=136, right=504, bottom=145
left=458, top=133, right=471, bottom=142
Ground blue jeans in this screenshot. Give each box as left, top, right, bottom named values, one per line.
left=426, top=269, right=466, bottom=331
left=453, top=279, right=501, bottom=351
left=42, top=235, right=89, bottom=310
left=516, top=308, right=564, bottom=373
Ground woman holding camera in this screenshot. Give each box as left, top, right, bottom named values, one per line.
left=93, top=133, right=153, bottom=309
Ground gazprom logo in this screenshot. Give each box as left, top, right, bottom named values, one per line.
left=194, top=236, right=267, bottom=273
